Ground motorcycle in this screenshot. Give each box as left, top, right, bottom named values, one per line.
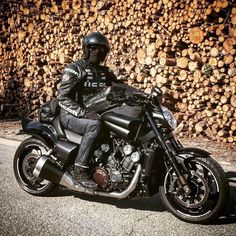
left=13, top=85, right=229, bottom=224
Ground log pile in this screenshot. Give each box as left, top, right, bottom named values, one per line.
left=0, top=0, right=235, bottom=143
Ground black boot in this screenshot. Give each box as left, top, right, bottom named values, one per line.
left=74, top=166, right=97, bottom=190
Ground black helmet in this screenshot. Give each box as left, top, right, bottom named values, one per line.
left=82, top=32, right=110, bottom=62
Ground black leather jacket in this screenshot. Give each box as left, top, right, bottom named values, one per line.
left=58, top=59, right=119, bottom=117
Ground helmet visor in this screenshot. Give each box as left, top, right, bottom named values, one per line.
left=88, top=44, right=109, bottom=64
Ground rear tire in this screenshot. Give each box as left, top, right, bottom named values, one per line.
left=159, top=157, right=230, bottom=224
left=14, top=137, right=57, bottom=196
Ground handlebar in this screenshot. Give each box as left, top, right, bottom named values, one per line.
left=107, top=92, right=149, bottom=106
left=106, top=85, right=163, bottom=107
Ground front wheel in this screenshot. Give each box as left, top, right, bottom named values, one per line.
left=159, top=157, right=230, bottom=224
left=14, top=137, right=57, bottom=196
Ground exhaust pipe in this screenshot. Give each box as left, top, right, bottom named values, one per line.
left=33, top=155, right=142, bottom=199
left=33, top=155, right=85, bottom=191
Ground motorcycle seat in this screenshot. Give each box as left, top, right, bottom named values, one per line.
left=53, top=117, right=66, bottom=139
left=53, top=116, right=82, bottom=145
left=64, top=129, right=82, bottom=145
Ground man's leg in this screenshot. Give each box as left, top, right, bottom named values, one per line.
left=61, top=113, right=101, bottom=189
left=71, top=119, right=101, bottom=168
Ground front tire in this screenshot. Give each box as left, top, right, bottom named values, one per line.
left=14, top=137, right=57, bottom=196
left=159, top=157, right=230, bottom=224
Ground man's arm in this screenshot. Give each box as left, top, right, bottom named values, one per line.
left=58, top=64, right=85, bottom=117
left=104, top=67, right=124, bottom=84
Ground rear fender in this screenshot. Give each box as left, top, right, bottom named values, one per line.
left=21, top=118, right=57, bottom=147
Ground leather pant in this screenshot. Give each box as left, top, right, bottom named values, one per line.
left=60, top=110, right=101, bottom=168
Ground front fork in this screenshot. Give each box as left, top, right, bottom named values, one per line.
left=144, top=106, right=192, bottom=194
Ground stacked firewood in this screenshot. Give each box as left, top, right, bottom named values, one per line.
left=0, top=0, right=235, bottom=143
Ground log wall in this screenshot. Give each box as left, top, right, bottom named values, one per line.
left=0, top=0, right=235, bottom=143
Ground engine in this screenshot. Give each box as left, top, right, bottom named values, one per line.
left=92, top=139, right=140, bottom=191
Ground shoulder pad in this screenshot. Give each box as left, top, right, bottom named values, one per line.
left=63, top=61, right=86, bottom=80
left=75, top=59, right=87, bottom=70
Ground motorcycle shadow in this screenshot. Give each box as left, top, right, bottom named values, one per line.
left=212, top=171, right=236, bottom=225
left=76, top=193, right=167, bottom=212
left=51, top=188, right=166, bottom=212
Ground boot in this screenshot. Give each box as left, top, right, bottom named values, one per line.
left=74, top=166, right=97, bottom=190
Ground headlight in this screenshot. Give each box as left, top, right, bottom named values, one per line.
left=161, top=106, right=177, bottom=130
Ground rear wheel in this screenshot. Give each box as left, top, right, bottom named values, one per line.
left=14, top=137, right=57, bottom=196
left=159, top=157, right=230, bottom=224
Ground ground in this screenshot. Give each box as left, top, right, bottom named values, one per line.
left=0, top=120, right=235, bottom=167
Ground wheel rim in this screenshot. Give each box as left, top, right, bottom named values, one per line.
left=17, top=143, right=50, bottom=191
left=164, top=160, right=220, bottom=218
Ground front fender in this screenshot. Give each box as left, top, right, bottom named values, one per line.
left=177, top=147, right=210, bottom=158
left=21, top=118, right=57, bottom=146
left=175, top=147, right=211, bottom=172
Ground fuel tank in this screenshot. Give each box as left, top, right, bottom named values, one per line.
left=102, top=112, right=142, bottom=140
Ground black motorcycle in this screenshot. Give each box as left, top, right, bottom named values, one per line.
left=14, top=85, right=229, bottom=224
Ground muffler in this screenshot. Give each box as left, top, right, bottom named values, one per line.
left=33, top=155, right=64, bottom=184
left=33, top=155, right=86, bottom=191
left=33, top=155, right=142, bottom=198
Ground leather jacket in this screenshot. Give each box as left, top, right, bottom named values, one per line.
left=58, top=58, right=119, bottom=117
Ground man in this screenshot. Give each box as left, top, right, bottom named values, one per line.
left=58, top=32, right=120, bottom=190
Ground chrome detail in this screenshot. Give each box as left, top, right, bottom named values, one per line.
left=152, top=106, right=177, bottom=130
left=96, top=164, right=141, bottom=198
left=45, top=149, right=53, bottom=156
left=152, top=112, right=164, bottom=120
left=101, top=144, right=110, bottom=152
left=33, top=155, right=47, bottom=178
left=161, top=106, right=177, bottom=129
left=94, top=149, right=102, bottom=158
left=110, top=170, right=123, bottom=183
left=131, top=152, right=140, bottom=163
left=32, top=154, right=142, bottom=199
left=59, top=164, right=142, bottom=199
left=123, top=145, right=132, bottom=156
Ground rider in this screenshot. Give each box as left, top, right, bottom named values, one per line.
left=58, top=32, right=120, bottom=189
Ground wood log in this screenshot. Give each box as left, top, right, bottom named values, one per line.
left=177, top=102, right=188, bottom=112
left=146, top=43, right=156, bottom=57
left=189, top=27, right=204, bottom=44
left=0, top=0, right=235, bottom=142
left=210, top=47, right=219, bottom=57
left=231, top=95, right=236, bottom=108
left=188, top=61, right=198, bottom=71
left=223, top=54, right=234, bottom=64
left=195, top=121, right=206, bottom=133
left=159, top=57, right=176, bottom=66
left=223, top=37, right=236, bottom=52
left=177, top=57, right=188, bottom=69
left=179, top=70, right=188, bottom=81
left=137, top=49, right=146, bottom=64
left=156, top=74, right=168, bottom=85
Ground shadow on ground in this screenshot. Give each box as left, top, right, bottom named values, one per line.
left=50, top=171, right=236, bottom=224
left=51, top=188, right=166, bottom=212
